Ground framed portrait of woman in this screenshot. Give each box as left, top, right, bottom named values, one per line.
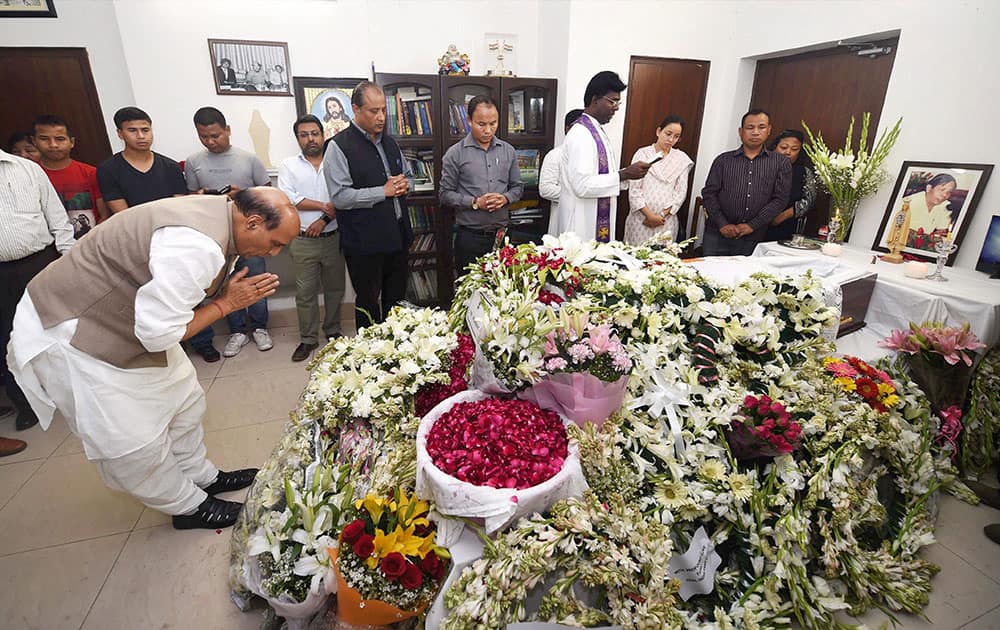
left=292, top=77, right=366, bottom=140
left=872, top=161, right=993, bottom=264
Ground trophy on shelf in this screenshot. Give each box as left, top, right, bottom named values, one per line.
left=486, top=38, right=514, bottom=76
left=882, top=197, right=911, bottom=263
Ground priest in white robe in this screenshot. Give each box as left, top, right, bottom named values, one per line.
left=7, top=188, right=300, bottom=530
left=550, top=71, right=649, bottom=241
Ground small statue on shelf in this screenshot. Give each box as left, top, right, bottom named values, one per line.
left=882, top=197, right=911, bottom=263
left=486, top=38, right=514, bottom=76
left=437, top=44, right=470, bottom=76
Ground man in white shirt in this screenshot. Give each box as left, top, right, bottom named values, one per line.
left=553, top=71, right=649, bottom=241
left=0, top=148, right=75, bottom=455
left=278, top=115, right=345, bottom=362
left=540, top=109, right=584, bottom=234
left=7, top=188, right=300, bottom=529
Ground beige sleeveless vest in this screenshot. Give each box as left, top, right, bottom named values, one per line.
left=28, top=196, right=238, bottom=369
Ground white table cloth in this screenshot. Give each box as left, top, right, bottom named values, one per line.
left=751, top=241, right=1000, bottom=350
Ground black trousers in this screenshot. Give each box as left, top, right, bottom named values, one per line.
left=1, top=244, right=59, bottom=414
left=454, top=226, right=501, bottom=278
left=344, top=250, right=408, bottom=329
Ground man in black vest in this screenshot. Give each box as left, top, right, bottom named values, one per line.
left=323, top=81, right=413, bottom=328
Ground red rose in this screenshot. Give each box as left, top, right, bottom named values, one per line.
left=341, top=519, right=366, bottom=544
left=420, top=552, right=444, bottom=581
left=380, top=552, right=407, bottom=581
left=400, top=561, right=423, bottom=590
left=353, top=534, right=375, bottom=559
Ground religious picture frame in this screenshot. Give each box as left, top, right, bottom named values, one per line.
left=0, top=0, right=56, bottom=17
left=292, top=77, right=366, bottom=141
left=871, top=161, right=993, bottom=264
left=208, top=38, right=292, bottom=96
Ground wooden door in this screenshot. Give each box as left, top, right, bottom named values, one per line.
left=0, top=47, right=111, bottom=166
left=617, top=56, right=710, bottom=240
left=751, top=39, right=897, bottom=235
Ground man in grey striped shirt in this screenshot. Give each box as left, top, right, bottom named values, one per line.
left=0, top=148, right=74, bottom=453
left=701, top=108, right=791, bottom=256
left=440, top=95, right=523, bottom=276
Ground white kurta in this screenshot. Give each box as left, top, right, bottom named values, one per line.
left=8, top=226, right=226, bottom=461
left=550, top=114, right=623, bottom=239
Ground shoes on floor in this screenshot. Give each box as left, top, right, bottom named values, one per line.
left=202, top=468, right=259, bottom=495
left=0, top=436, right=27, bottom=457
left=252, top=329, right=273, bottom=352
left=15, top=409, right=38, bottom=431
left=292, top=342, right=318, bottom=362
left=966, top=480, right=1000, bottom=511
left=986, top=523, right=1000, bottom=545
left=171, top=496, right=243, bottom=530
left=223, top=333, right=250, bottom=357
left=0, top=406, right=14, bottom=421
left=194, top=345, right=221, bottom=363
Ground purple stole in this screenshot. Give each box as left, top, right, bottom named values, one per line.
left=574, top=115, right=612, bottom=242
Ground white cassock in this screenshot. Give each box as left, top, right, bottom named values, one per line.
left=539, top=144, right=563, bottom=232
left=550, top=113, right=624, bottom=240
left=8, top=227, right=227, bottom=515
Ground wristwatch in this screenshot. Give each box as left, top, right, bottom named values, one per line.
left=320, top=214, right=333, bottom=224
left=471, top=197, right=479, bottom=211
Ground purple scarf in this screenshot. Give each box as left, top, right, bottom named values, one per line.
left=574, top=115, right=612, bottom=242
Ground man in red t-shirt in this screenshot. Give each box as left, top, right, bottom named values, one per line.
left=33, top=115, right=108, bottom=239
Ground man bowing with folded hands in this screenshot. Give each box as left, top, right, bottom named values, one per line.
left=7, top=187, right=299, bottom=530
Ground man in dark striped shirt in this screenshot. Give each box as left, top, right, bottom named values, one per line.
left=701, top=109, right=791, bottom=256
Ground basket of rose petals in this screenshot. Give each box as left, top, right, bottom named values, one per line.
left=415, top=389, right=588, bottom=534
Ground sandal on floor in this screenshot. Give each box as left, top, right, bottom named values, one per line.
left=202, top=468, right=259, bottom=495
left=172, top=496, right=243, bottom=530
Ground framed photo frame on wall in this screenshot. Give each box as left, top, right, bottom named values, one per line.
left=208, top=38, right=292, bottom=96
left=871, top=161, right=993, bottom=264
left=293, top=77, right=366, bottom=141
left=0, top=0, right=57, bottom=18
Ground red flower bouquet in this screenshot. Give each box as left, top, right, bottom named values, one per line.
left=726, top=394, right=803, bottom=459
left=331, top=488, right=450, bottom=626
left=415, top=390, right=588, bottom=533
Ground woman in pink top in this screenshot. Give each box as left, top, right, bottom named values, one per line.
left=624, top=115, right=694, bottom=245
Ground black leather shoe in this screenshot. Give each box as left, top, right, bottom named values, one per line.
left=0, top=406, right=14, bottom=421
left=172, top=496, right=243, bottom=530
left=202, top=468, right=259, bottom=495
left=966, top=480, right=1000, bottom=511
left=292, top=343, right=318, bottom=362
left=15, top=409, right=38, bottom=431
left=195, top=345, right=221, bottom=363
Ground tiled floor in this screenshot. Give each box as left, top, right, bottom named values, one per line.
left=2, top=321, right=1000, bottom=629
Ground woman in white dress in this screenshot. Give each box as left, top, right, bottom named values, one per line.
left=624, top=115, right=694, bottom=245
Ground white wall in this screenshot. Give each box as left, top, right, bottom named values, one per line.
left=0, top=0, right=135, bottom=147
left=563, top=0, right=1000, bottom=269
left=111, top=0, right=542, bottom=166
left=5, top=0, right=997, bottom=270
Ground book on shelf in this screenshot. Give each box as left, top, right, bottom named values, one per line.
left=407, top=268, right=438, bottom=303
left=527, top=96, right=544, bottom=134
left=408, top=232, right=436, bottom=253
left=407, top=205, right=437, bottom=231
left=448, top=100, right=471, bottom=135
left=385, top=87, right=433, bottom=137
left=402, top=148, right=435, bottom=191
left=508, top=90, right=525, bottom=132
left=515, top=149, right=540, bottom=186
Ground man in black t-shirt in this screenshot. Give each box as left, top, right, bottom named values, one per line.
left=97, top=107, right=187, bottom=211
left=96, top=107, right=220, bottom=362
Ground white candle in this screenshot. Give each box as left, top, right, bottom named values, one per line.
left=821, top=243, right=842, bottom=257
left=904, top=261, right=929, bottom=278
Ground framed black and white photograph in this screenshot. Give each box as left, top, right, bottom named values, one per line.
left=0, top=0, right=57, bottom=18
left=208, top=38, right=292, bottom=96
left=293, top=76, right=366, bottom=140
left=872, top=161, right=993, bottom=262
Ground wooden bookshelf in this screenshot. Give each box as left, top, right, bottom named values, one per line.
left=375, top=72, right=557, bottom=308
